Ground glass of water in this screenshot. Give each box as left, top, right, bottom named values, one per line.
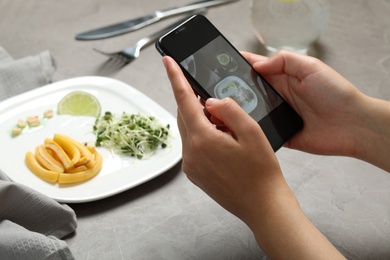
left=250, top=0, right=330, bottom=55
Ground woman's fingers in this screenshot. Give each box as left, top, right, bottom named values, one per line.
left=240, top=51, right=269, bottom=65
left=205, top=98, right=268, bottom=146
left=163, top=56, right=211, bottom=135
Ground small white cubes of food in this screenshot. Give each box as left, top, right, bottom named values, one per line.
left=12, top=109, right=54, bottom=137
left=43, top=109, right=54, bottom=118
left=27, top=116, right=40, bottom=127
left=17, top=119, right=26, bottom=128
left=11, top=127, right=22, bottom=136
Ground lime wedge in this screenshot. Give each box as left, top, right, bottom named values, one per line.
left=217, top=53, right=230, bottom=66
left=58, top=91, right=101, bottom=117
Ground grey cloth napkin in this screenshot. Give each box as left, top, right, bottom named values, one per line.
left=0, top=46, right=56, bottom=101
left=0, top=171, right=76, bottom=260
left=0, top=47, right=76, bottom=259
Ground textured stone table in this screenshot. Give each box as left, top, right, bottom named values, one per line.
left=1, top=0, right=390, bottom=259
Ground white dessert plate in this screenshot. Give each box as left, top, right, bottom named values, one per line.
left=0, top=76, right=182, bottom=203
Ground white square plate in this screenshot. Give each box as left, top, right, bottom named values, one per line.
left=0, top=76, right=182, bottom=203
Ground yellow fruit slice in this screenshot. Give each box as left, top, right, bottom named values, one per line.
left=53, top=134, right=81, bottom=165
left=66, top=165, right=88, bottom=173
left=74, top=156, right=91, bottom=167
left=58, top=148, right=102, bottom=184
left=54, top=133, right=92, bottom=157
left=54, top=133, right=95, bottom=168
left=85, top=157, right=96, bottom=169
left=25, top=133, right=103, bottom=184
left=35, top=145, right=65, bottom=173
left=25, top=151, right=59, bottom=183
left=44, top=138, right=73, bottom=169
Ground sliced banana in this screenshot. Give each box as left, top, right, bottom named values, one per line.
left=25, top=133, right=102, bottom=184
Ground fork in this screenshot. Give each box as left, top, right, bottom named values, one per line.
left=93, top=12, right=204, bottom=66
left=93, top=27, right=161, bottom=65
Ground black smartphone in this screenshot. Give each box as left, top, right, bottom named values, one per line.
left=156, top=14, right=303, bottom=151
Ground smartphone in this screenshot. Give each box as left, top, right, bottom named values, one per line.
left=156, top=14, right=303, bottom=151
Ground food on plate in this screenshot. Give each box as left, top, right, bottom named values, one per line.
left=57, top=91, right=101, bottom=117
left=43, top=109, right=54, bottom=118
left=94, top=111, right=170, bottom=158
left=214, top=76, right=258, bottom=114
left=231, top=86, right=256, bottom=107
left=12, top=127, right=22, bottom=136
left=26, top=116, right=40, bottom=127
left=217, top=53, right=230, bottom=66
left=44, top=138, right=74, bottom=170
left=25, top=152, right=60, bottom=183
left=11, top=109, right=54, bottom=137
left=17, top=119, right=26, bottom=129
left=35, top=144, right=65, bottom=173
left=25, top=133, right=102, bottom=184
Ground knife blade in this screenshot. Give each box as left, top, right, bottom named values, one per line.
left=75, top=0, right=237, bottom=41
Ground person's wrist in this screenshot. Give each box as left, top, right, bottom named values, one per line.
left=243, top=177, right=298, bottom=235
left=247, top=185, right=303, bottom=253
left=246, top=183, right=346, bottom=259
left=352, top=96, right=390, bottom=171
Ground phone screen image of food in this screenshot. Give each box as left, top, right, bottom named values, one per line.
left=180, top=35, right=283, bottom=122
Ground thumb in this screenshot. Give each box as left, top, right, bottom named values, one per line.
left=205, top=98, right=264, bottom=141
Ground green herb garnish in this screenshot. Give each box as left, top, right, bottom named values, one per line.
left=93, top=111, right=170, bottom=159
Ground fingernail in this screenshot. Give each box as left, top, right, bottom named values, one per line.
left=206, top=98, right=218, bottom=106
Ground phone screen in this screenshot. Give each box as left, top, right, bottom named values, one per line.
left=180, top=35, right=283, bottom=122
left=156, top=15, right=303, bottom=151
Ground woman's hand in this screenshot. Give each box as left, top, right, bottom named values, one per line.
left=243, top=51, right=369, bottom=157
left=162, top=55, right=345, bottom=259
left=162, top=56, right=286, bottom=224
left=244, top=51, right=390, bottom=171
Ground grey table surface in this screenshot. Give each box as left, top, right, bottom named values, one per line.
left=1, top=0, right=390, bottom=259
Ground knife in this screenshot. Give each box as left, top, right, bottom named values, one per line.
left=75, top=0, right=237, bottom=41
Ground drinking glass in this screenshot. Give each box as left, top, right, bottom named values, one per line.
left=250, top=0, right=330, bottom=55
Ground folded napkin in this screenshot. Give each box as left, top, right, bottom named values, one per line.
left=0, top=170, right=76, bottom=260
left=0, top=47, right=75, bottom=259
left=0, top=46, right=56, bottom=101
